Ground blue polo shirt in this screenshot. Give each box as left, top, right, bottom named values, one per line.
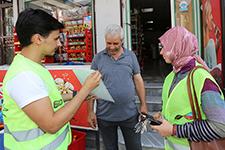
left=91, top=48, right=140, bottom=121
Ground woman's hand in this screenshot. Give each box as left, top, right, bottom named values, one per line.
left=150, top=119, right=173, bottom=137
left=153, top=112, right=162, bottom=120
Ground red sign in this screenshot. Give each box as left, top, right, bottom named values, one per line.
left=0, top=70, right=7, bottom=101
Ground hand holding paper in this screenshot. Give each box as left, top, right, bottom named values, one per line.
left=82, top=71, right=102, bottom=91
left=74, top=69, right=114, bottom=102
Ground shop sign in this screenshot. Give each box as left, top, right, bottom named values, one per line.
left=179, top=0, right=189, bottom=12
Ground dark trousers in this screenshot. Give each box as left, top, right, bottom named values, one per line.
left=97, top=114, right=142, bottom=150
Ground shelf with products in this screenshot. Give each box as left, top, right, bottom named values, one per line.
left=12, top=15, right=93, bottom=64
left=64, top=16, right=93, bottom=63
left=13, top=29, right=64, bottom=63
left=1, top=36, right=14, bottom=48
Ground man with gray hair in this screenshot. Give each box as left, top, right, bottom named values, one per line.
left=87, top=24, right=147, bottom=150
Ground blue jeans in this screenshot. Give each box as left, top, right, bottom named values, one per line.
left=97, top=114, right=142, bottom=150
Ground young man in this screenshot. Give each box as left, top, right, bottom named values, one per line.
left=2, top=8, right=101, bottom=150
left=87, top=24, right=148, bottom=150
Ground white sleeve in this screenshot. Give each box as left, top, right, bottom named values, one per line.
left=6, top=71, right=49, bottom=108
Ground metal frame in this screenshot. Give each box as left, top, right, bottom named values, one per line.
left=0, top=3, right=12, bottom=37
left=221, top=0, right=225, bottom=92
left=0, top=2, right=13, bottom=64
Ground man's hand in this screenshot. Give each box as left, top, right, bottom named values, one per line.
left=140, top=103, right=148, bottom=114
left=87, top=111, right=97, bottom=129
left=86, top=94, right=97, bottom=101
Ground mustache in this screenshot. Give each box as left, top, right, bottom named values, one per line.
left=107, top=47, right=120, bottom=51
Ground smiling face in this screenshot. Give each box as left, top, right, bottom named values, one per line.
left=40, top=30, right=62, bottom=56
left=105, top=33, right=122, bottom=56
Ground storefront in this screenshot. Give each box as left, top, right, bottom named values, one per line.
left=174, top=0, right=225, bottom=89
left=0, top=0, right=225, bottom=149
left=1, top=0, right=123, bottom=131
left=176, top=0, right=225, bottom=90
left=14, top=0, right=95, bottom=64
left=0, top=1, right=123, bottom=149
left=1, top=0, right=225, bottom=133
left=126, top=0, right=225, bottom=91
left=14, top=0, right=123, bottom=54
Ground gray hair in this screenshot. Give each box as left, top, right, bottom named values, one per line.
left=105, top=24, right=124, bottom=43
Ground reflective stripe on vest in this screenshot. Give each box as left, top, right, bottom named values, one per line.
left=4, top=124, right=69, bottom=150
left=4, top=125, right=44, bottom=142
left=165, top=139, right=190, bottom=150
left=42, top=125, right=69, bottom=150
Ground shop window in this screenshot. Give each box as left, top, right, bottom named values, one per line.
left=19, top=0, right=95, bottom=64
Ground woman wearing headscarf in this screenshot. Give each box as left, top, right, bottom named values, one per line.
left=151, top=26, right=225, bottom=150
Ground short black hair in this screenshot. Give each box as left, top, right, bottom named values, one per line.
left=15, top=8, right=64, bottom=48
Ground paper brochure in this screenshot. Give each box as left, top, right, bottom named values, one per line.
left=74, top=69, right=114, bottom=102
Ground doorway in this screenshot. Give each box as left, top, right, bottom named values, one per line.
left=130, top=0, right=172, bottom=81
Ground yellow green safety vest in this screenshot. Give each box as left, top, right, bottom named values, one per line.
left=162, top=64, right=224, bottom=150
left=2, top=54, right=71, bottom=150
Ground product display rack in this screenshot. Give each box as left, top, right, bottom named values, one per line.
left=12, top=18, right=93, bottom=64
left=64, top=18, right=93, bottom=63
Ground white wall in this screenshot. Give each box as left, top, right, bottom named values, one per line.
left=13, top=0, right=25, bottom=25
left=95, top=0, right=121, bottom=53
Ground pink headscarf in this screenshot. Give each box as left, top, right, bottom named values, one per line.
left=159, top=26, right=209, bottom=73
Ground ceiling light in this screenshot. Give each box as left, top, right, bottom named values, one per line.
left=141, top=8, right=154, bottom=13
left=147, top=20, right=154, bottom=24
